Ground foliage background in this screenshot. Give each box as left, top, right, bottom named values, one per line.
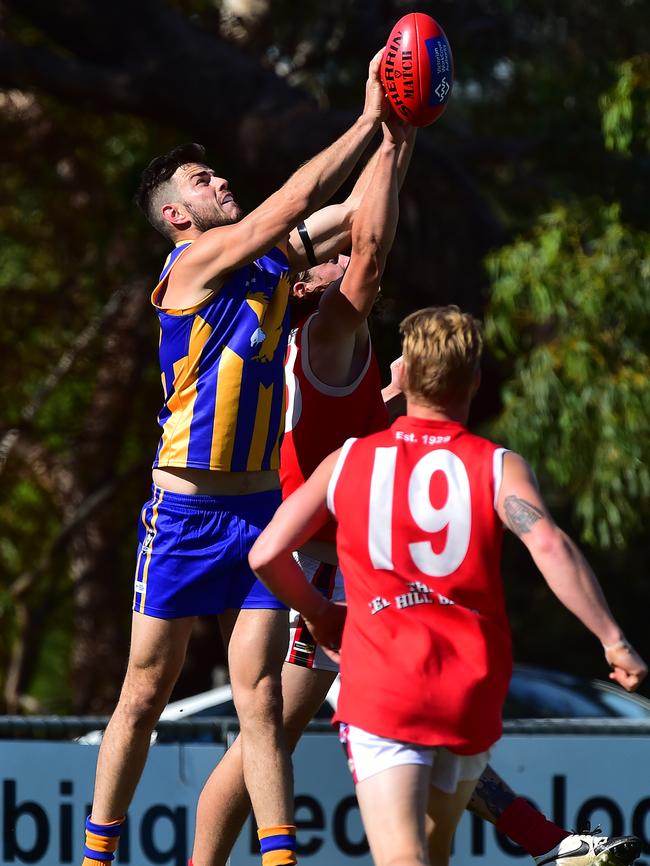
left=0, top=0, right=648, bottom=714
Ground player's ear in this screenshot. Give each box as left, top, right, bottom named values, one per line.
left=162, top=203, right=191, bottom=229
left=292, top=280, right=307, bottom=299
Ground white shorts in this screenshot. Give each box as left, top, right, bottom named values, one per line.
left=339, top=723, right=490, bottom=794
left=285, top=551, right=345, bottom=674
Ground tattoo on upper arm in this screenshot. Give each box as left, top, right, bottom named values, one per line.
left=504, top=495, right=545, bottom=536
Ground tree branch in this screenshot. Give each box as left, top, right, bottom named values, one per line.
left=8, top=455, right=148, bottom=605
left=0, top=38, right=141, bottom=107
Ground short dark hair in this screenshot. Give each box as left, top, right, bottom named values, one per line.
left=134, top=142, right=206, bottom=233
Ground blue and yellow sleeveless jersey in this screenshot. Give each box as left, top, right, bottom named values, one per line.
left=151, top=240, right=290, bottom=472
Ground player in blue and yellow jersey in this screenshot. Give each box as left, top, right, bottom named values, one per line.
left=80, top=50, right=402, bottom=866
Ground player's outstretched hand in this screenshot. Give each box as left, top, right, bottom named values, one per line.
left=305, top=601, right=347, bottom=665
left=604, top=640, right=648, bottom=691
left=364, top=49, right=390, bottom=124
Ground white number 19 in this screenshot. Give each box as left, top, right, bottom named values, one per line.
left=368, top=447, right=472, bottom=577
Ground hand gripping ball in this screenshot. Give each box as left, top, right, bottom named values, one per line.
left=380, top=12, right=453, bottom=127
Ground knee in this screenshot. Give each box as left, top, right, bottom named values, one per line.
left=234, top=675, right=283, bottom=729
left=116, top=691, right=162, bottom=731
left=115, top=670, right=173, bottom=730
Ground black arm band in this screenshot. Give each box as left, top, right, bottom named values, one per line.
left=296, top=220, right=317, bottom=268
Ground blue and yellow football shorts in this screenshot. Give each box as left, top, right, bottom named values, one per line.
left=133, top=485, right=286, bottom=618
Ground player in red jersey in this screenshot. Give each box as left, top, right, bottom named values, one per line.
left=249, top=305, right=647, bottom=866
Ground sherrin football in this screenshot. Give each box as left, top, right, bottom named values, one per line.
left=380, top=12, right=453, bottom=127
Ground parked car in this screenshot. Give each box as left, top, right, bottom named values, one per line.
left=504, top=663, right=650, bottom=719
left=77, top=664, right=650, bottom=745
left=159, top=677, right=340, bottom=724
left=161, top=663, right=650, bottom=725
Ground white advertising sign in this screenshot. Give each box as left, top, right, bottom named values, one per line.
left=1, top=735, right=649, bottom=865
left=1, top=740, right=224, bottom=865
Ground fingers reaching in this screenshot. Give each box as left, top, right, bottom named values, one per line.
left=364, top=48, right=389, bottom=123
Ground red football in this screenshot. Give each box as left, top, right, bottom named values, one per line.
left=380, top=12, right=453, bottom=127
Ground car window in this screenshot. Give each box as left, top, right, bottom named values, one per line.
left=504, top=676, right=611, bottom=718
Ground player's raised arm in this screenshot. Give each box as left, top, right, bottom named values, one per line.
left=310, top=116, right=405, bottom=339
left=179, top=51, right=388, bottom=286
left=286, top=123, right=417, bottom=272
left=496, top=451, right=648, bottom=691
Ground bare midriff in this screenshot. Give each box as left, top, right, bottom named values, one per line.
left=152, top=466, right=280, bottom=496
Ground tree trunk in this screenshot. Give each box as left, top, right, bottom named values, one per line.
left=68, top=282, right=153, bottom=712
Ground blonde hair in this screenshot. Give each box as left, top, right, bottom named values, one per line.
left=399, top=306, right=483, bottom=405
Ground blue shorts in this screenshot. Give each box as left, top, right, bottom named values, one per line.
left=133, top=485, right=286, bottom=618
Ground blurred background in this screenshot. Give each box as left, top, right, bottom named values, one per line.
left=0, top=0, right=648, bottom=717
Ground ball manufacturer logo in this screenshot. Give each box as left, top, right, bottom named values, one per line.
left=382, top=30, right=414, bottom=118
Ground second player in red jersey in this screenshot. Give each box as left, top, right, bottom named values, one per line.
left=281, top=308, right=388, bottom=544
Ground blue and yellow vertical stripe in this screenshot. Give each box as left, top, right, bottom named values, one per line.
left=151, top=243, right=290, bottom=472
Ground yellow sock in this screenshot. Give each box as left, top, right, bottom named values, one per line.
left=258, top=825, right=297, bottom=866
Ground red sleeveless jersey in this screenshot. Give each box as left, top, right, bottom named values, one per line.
left=280, top=314, right=388, bottom=543
left=328, top=416, right=511, bottom=753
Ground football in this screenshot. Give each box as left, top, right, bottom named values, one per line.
left=380, top=12, right=453, bottom=127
